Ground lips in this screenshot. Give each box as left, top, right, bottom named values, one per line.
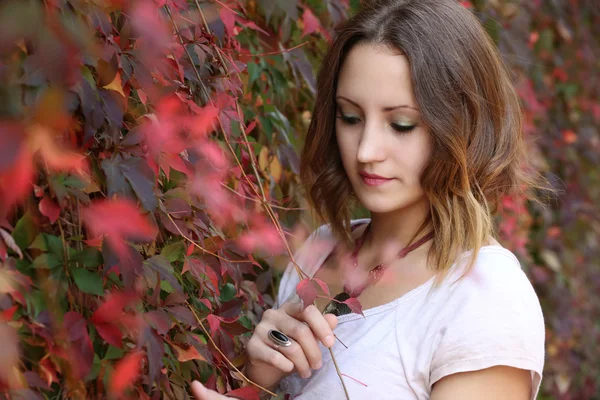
left=359, top=172, right=394, bottom=186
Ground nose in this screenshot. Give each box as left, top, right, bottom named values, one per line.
left=356, top=119, right=386, bottom=164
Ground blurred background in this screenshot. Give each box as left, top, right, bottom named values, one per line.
left=0, top=0, right=598, bottom=399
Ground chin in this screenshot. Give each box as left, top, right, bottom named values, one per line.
left=356, top=192, right=428, bottom=215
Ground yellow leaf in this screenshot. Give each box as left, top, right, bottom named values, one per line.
left=270, top=155, right=282, bottom=183
left=258, top=146, right=269, bottom=172
left=103, top=72, right=126, bottom=98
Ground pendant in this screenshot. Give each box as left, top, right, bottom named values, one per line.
left=322, top=292, right=352, bottom=317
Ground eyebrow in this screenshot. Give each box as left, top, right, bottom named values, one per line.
left=336, top=95, right=420, bottom=112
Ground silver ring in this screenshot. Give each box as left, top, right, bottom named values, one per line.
left=268, top=329, right=292, bottom=347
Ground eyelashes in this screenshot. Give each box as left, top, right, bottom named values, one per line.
left=336, top=115, right=417, bottom=134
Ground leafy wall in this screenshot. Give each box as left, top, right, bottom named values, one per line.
left=0, top=0, right=597, bottom=399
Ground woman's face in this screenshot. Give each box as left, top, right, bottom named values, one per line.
left=335, top=43, right=432, bottom=214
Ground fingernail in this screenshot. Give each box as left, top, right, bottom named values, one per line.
left=314, top=360, right=323, bottom=370
left=302, top=371, right=312, bottom=379
left=325, top=335, right=334, bottom=347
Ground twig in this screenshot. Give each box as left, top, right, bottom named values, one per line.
left=185, top=300, right=277, bottom=397
left=165, top=213, right=253, bottom=264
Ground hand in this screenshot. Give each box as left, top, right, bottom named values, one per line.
left=245, top=302, right=338, bottom=390
left=190, top=381, right=229, bottom=399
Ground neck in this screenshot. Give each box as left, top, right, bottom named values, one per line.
left=364, top=199, right=432, bottom=260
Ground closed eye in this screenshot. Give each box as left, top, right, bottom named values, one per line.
left=337, top=115, right=361, bottom=125
left=391, top=123, right=417, bottom=133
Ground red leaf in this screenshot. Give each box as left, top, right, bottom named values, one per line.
left=207, top=314, right=221, bottom=336
left=95, top=322, right=123, bottom=348
left=296, top=278, right=317, bottom=308
left=82, top=199, right=157, bottom=257
left=0, top=146, right=33, bottom=218
left=63, top=312, right=94, bottom=379
left=199, top=298, right=212, bottom=311
left=313, top=278, right=330, bottom=296
left=110, top=351, right=144, bottom=395
left=343, top=297, right=364, bottom=317
left=91, top=291, right=138, bottom=347
left=302, top=8, right=320, bottom=36
left=39, top=196, right=60, bottom=223
left=220, top=7, right=236, bottom=36
left=0, top=305, right=18, bottom=322
left=225, top=386, right=260, bottom=400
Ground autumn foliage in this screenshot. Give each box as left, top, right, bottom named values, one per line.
left=0, top=0, right=598, bottom=399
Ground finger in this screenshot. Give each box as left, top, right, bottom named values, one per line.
left=273, top=314, right=322, bottom=373
left=284, top=303, right=336, bottom=348
left=323, top=313, right=339, bottom=331
left=247, top=333, right=295, bottom=373
left=191, top=381, right=229, bottom=400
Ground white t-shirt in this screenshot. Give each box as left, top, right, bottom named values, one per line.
left=274, top=219, right=545, bottom=400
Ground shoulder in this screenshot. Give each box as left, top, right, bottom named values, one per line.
left=429, top=246, right=545, bottom=397
left=439, top=246, right=545, bottom=335
left=446, top=246, right=537, bottom=298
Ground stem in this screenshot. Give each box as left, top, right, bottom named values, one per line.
left=165, top=213, right=253, bottom=264
left=185, top=300, right=277, bottom=397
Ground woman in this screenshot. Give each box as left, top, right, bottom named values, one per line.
left=193, top=0, right=545, bottom=398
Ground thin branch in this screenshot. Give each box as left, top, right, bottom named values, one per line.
left=165, top=213, right=253, bottom=264
left=220, top=182, right=306, bottom=211
left=185, top=300, right=277, bottom=397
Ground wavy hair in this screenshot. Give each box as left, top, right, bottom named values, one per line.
left=300, top=0, right=545, bottom=277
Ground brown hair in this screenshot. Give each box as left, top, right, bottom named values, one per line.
left=300, top=0, right=544, bottom=277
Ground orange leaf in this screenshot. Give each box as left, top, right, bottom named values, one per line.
left=173, top=343, right=206, bottom=363
left=562, top=129, right=577, bottom=144
left=110, top=351, right=144, bottom=395
left=28, top=125, right=86, bottom=172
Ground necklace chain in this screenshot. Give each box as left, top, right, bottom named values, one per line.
left=344, top=222, right=434, bottom=297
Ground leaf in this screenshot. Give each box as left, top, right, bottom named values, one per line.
left=101, top=157, right=136, bottom=200
left=225, top=386, right=260, bottom=400
left=296, top=278, right=317, bottom=308
left=82, top=199, right=157, bottom=258
left=161, top=241, right=185, bottom=262
left=301, top=8, right=320, bottom=36
left=219, top=282, right=236, bottom=302
left=0, top=228, right=23, bottom=259
left=220, top=7, right=235, bottom=36
left=207, top=314, right=221, bottom=336
left=109, top=351, right=144, bottom=395
left=343, top=297, right=364, bottom=317
left=39, top=196, right=60, bottom=223
left=144, top=255, right=183, bottom=293
left=63, top=312, right=94, bottom=379
left=12, top=212, right=37, bottom=251
left=72, top=247, right=103, bottom=267
left=91, top=291, right=138, bottom=348
left=29, top=125, right=86, bottom=172
left=72, top=268, right=104, bottom=296
left=102, top=71, right=126, bottom=98
left=173, top=343, right=206, bottom=362
left=313, top=278, right=330, bottom=296
left=0, top=323, right=21, bottom=388
left=119, top=157, right=158, bottom=212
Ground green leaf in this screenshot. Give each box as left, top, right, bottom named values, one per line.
left=72, top=268, right=104, bottom=295
left=161, top=241, right=185, bottom=263
left=247, top=62, right=261, bottom=84
left=12, top=212, right=37, bottom=250
left=33, top=254, right=63, bottom=269
left=103, top=345, right=124, bottom=360
left=72, top=248, right=103, bottom=267
left=219, top=282, right=237, bottom=302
